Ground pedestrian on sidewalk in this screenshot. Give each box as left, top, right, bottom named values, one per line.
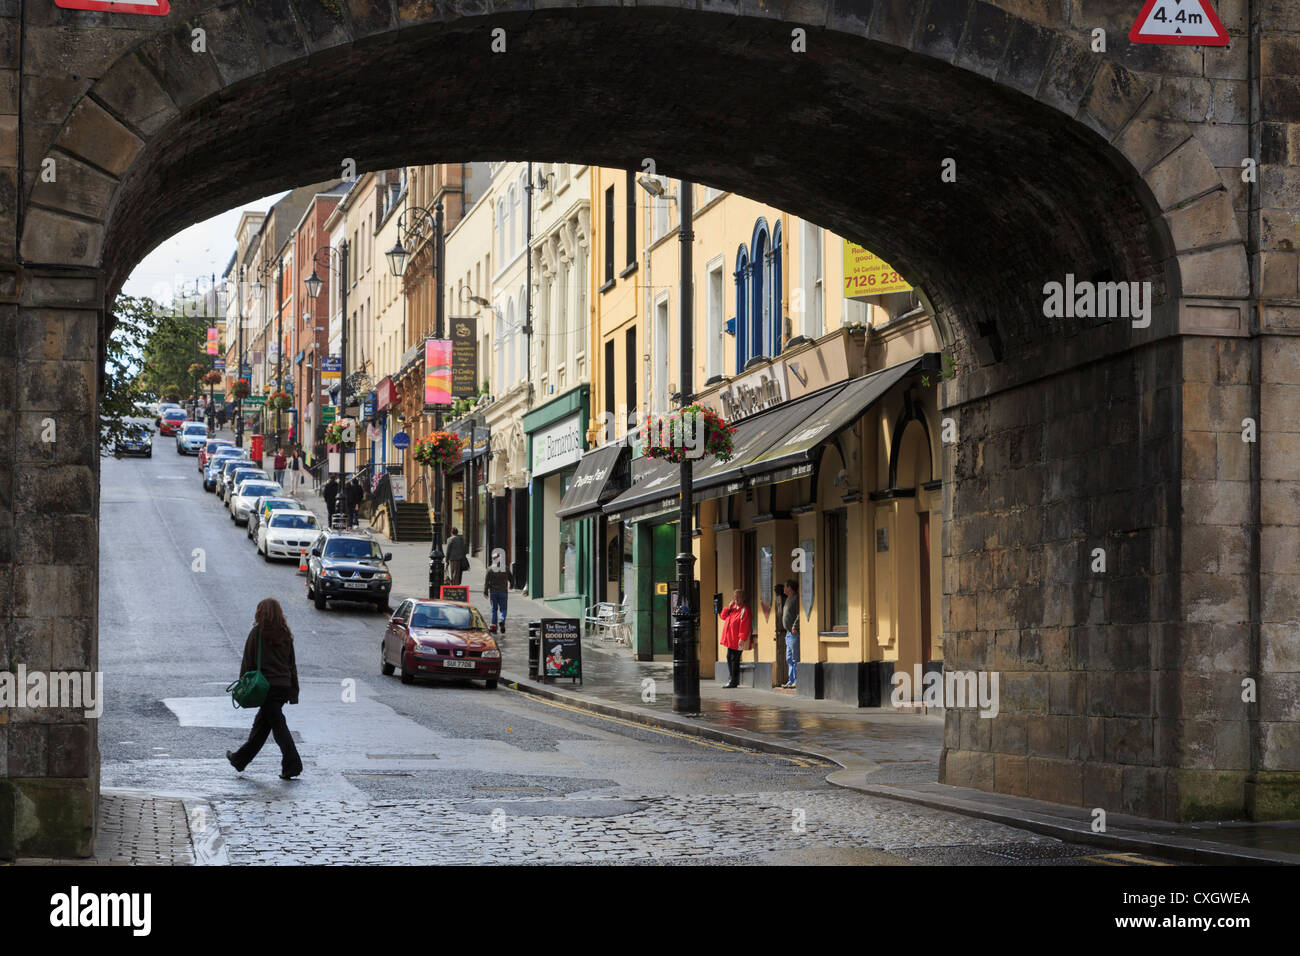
left=345, top=477, right=364, bottom=529
left=273, top=447, right=287, bottom=486
left=226, top=597, right=303, bottom=780
left=445, top=527, right=468, bottom=584
left=719, top=589, right=753, bottom=689
left=286, top=446, right=301, bottom=497
left=323, top=476, right=339, bottom=523
left=484, top=562, right=513, bottom=633
left=781, top=579, right=800, bottom=689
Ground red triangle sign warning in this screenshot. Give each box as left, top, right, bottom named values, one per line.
left=54, top=0, right=169, bottom=14
left=1130, top=0, right=1228, bottom=46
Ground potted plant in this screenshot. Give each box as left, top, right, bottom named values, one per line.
left=413, top=431, right=467, bottom=472
left=230, top=380, right=251, bottom=400
left=642, top=404, right=736, bottom=463
left=267, top=390, right=293, bottom=410
left=201, top=370, right=223, bottom=386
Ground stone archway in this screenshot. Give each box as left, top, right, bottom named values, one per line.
left=5, top=1, right=1293, bottom=857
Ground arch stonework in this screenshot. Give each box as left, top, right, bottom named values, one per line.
left=2, top=0, right=1298, bottom=855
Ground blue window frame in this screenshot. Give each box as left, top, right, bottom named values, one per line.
left=734, top=244, right=750, bottom=372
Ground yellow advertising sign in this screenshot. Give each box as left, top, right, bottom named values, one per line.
left=842, top=242, right=911, bottom=298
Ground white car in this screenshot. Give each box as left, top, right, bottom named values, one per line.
left=258, top=510, right=321, bottom=561
left=176, top=422, right=209, bottom=455
left=229, top=478, right=282, bottom=524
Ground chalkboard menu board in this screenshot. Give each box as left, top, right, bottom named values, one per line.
left=541, top=618, right=582, bottom=684
left=440, top=585, right=469, bottom=603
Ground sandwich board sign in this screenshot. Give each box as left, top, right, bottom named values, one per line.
left=1129, top=0, right=1229, bottom=46
left=55, top=0, right=170, bottom=13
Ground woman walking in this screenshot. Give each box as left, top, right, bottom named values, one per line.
left=226, top=598, right=303, bottom=780
left=718, top=589, right=753, bottom=689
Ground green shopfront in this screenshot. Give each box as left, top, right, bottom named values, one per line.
left=523, top=385, right=593, bottom=618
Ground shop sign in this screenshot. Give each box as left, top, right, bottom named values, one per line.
left=843, top=241, right=911, bottom=299
left=541, top=618, right=583, bottom=683
left=377, top=376, right=397, bottom=411
left=711, top=362, right=787, bottom=423
left=450, top=317, right=478, bottom=399
left=531, top=414, right=583, bottom=477
left=321, top=356, right=341, bottom=380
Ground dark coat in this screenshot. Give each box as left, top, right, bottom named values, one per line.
left=345, top=481, right=364, bottom=507
left=240, top=623, right=299, bottom=703
left=323, top=479, right=339, bottom=508
left=483, top=568, right=512, bottom=594
left=445, top=534, right=468, bottom=563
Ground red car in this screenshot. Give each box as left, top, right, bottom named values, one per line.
left=159, top=408, right=187, bottom=436
left=381, top=599, right=500, bottom=689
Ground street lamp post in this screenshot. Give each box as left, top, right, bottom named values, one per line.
left=672, top=180, right=700, bottom=715
left=386, top=200, right=447, bottom=597
left=236, top=266, right=246, bottom=448
left=305, top=242, right=351, bottom=489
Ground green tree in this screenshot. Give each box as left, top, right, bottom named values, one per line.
left=139, top=302, right=206, bottom=401
left=101, top=295, right=155, bottom=455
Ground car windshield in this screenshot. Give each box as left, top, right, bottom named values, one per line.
left=239, top=483, right=279, bottom=498
left=163, top=411, right=186, bottom=420
left=261, top=499, right=297, bottom=512
left=183, top=424, right=207, bottom=435
left=269, top=513, right=318, bottom=530
left=410, top=605, right=486, bottom=630
left=323, top=538, right=384, bottom=560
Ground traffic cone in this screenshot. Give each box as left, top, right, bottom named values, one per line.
left=298, top=549, right=308, bottom=573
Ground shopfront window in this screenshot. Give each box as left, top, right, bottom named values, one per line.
left=558, top=469, right=577, bottom=594
left=826, top=509, right=849, bottom=629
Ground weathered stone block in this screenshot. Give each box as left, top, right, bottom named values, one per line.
left=47, top=723, right=90, bottom=778
left=993, top=753, right=1029, bottom=796
left=1027, top=756, right=1083, bottom=805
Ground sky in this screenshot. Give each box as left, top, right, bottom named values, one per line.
left=119, top=191, right=290, bottom=304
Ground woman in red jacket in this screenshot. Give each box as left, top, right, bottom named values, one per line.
left=719, top=589, right=753, bottom=689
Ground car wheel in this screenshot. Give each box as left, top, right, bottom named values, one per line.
left=399, top=657, right=413, bottom=685
left=376, top=599, right=390, bottom=613
left=262, top=548, right=271, bottom=563
left=381, top=643, right=394, bottom=676
left=314, top=588, right=327, bottom=611
left=306, top=582, right=314, bottom=599
left=485, top=679, right=498, bottom=690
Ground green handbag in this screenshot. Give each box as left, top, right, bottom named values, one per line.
left=226, top=628, right=270, bottom=709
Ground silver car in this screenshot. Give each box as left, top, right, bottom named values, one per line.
left=229, top=479, right=282, bottom=525
left=176, top=422, right=210, bottom=455
left=258, top=510, right=321, bottom=561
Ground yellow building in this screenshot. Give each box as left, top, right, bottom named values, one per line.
left=568, top=173, right=943, bottom=705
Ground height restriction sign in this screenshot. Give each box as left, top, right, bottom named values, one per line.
left=1129, top=0, right=1228, bottom=45
left=55, top=0, right=169, bottom=13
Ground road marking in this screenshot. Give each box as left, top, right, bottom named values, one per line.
left=513, top=689, right=825, bottom=767
left=1083, top=851, right=1172, bottom=866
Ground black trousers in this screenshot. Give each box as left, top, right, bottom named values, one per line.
left=231, top=686, right=302, bottom=776
left=726, top=648, right=743, bottom=686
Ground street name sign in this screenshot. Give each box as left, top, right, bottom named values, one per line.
left=1129, top=0, right=1229, bottom=45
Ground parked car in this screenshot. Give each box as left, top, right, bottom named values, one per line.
left=380, top=599, right=499, bottom=688
left=305, top=530, right=393, bottom=612
left=176, top=421, right=209, bottom=455
left=198, top=438, right=234, bottom=471
left=114, top=420, right=153, bottom=458
left=219, top=462, right=267, bottom=502
left=204, top=448, right=247, bottom=491
left=229, top=479, right=283, bottom=524
left=247, top=496, right=304, bottom=541
left=155, top=402, right=181, bottom=426
left=159, top=408, right=189, bottom=436
left=258, top=510, right=321, bottom=561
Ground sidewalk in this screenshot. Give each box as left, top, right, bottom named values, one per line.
left=226, top=432, right=1300, bottom=866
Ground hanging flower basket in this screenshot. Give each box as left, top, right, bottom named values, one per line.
left=324, top=420, right=355, bottom=446
left=230, top=380, right=251, bottom=400
left=188, top=362, right=206, bottom=379
left=642, top=404, right=736, bottom=463
left=201, top=370, right=223, bottom=386
left=267, top=391, right=293, bottom=410
left=413, top=431, right=467, bottom=472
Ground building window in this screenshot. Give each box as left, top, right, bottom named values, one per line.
left=654, top=294, right=670, bottom=412
left=749, top=220, right=769, bottom=363
left=826, top=509, right=849, bottom=629
left=624, top=170, right=636, bottom=269
left=651, top=178, right=671, bottom=242
left=734, top=245, right=750, bottom=372
left=770, top=221, right=783, bottom=355
left=505, top=297, right=516, bottom=385
left=497, top=199, right=507, bottom=260
left=604, top=338, right=616, bottom=441
left=625, top=326, right=637, bottom=431
left=604, top=185, right=616, bottom=286
left=705, top=256, right=724, bottom=380
left=801, top=222, right=824, bottom=338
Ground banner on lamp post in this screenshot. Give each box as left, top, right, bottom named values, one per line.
left=207, top=328, right=219, bottom=355
left=424, top=338, right=452, bottom=410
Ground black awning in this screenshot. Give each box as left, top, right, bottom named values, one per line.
left=690, top=384, right=849, bottom=495
left=601, top=451, right=680, bottom=522
left=555, top=443, right=628, bottom=520
left=744, top=357, right=923, bottom=479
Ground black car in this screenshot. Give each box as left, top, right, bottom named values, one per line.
left=305, top=530, right=393, bottom=612
left=115, top=421, right=153, bottom=457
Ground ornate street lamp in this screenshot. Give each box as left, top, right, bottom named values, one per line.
left=304, top=242, right=351, bottom=489
left=388, top=200, right=448, bottom=597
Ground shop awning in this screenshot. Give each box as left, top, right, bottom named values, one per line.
left=555, top=443, right=628, bottom=520
left=744, top=356, right=924, bottom=483
left=602, top=451, right=681, bottom=523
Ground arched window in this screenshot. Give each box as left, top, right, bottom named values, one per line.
left=497, top=199, right=507, bottom=260
left=516, top=174, right=528, bottom=252
left=749, top=219, right=770, bottom=363
left=770, top=221, right=783, bottom=356
left=505, top=297, right=516, bottom=385
left=734, top=244, right=750, bottom=373
left=506, top=186, right=517, bottom=257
